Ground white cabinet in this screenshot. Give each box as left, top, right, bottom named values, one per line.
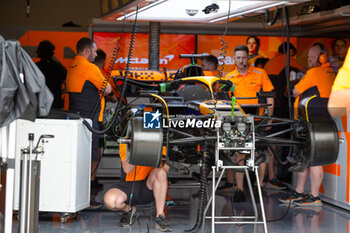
left=13, top=119, right=91, bottom=213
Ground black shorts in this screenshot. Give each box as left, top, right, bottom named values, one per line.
left=113, top=179, right=155, bottom=205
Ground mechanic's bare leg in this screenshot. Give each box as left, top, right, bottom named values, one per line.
left=267, top=146, right=276, bottom=180
left=226, top=169, right=234, bottom=184
left=104, top=188, right=130, bottom=212
left=235, top=153, right=245, bottom=191
left=295, top=168, right=310, bottom=194
left=258, top=162, right=266, bottom=187
left=91, top=146, right=103, bottom=181
left=147, top=168, right=168, bottom=217
left=310, top=166, right=324, bottom=197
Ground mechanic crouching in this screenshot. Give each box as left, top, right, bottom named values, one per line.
left=223, top=45, right=275, bottom=202
left=104, top=144, right=172, bottom=232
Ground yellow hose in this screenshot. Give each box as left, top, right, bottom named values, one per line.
left=151, top=94, right=170, bottom=122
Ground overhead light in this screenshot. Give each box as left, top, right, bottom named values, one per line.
left=117, top=0, right=264, bottom=23
left=106, top=0, right=303, bottom=23
left=186, top=9, right=199, bottom=17
left=209, top=1, right=288, bottom=23
left=117, top=0, right=167, bottom=20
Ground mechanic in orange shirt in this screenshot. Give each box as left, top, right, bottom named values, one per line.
left=104, top=144, right=172, bottom=232
left=226, top=45, right=274, bottom=109
left=328, top=48, right=350, bottom=117
left=264, top=42, right=305, bottom=119
left=66, top=38, right=112, bottom=117
left=66, top=38, right=112, bottom=198
left=264, top=42, right=303, bottom=73
left=263, top=42, right=305, bottom=190
left=293, top=43, right=336, bottom=119
left=222, top=45, right=274, bottom=202
left=280, top=43, right=336, bottom=207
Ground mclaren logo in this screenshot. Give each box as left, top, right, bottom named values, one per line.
left=115, top=55, right=175, bottom=65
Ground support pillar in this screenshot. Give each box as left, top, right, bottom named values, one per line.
left=148, top=22, right=160, bottom=70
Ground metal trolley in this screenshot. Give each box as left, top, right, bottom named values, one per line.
left=203, top=114, right=268, bottom=233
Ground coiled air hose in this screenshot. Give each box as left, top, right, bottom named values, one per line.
left=217, top=0, right=231, bottom=77
left=86, top=14, right=127, bottom=123
left=83, top=11, right=139, bottom=135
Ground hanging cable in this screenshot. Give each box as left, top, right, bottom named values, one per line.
left=26, top=0, right=30, bottom=17
left=281, top=7, right=293, bottom=120
left=285, top=7, right=292, bottom=120
left=265, top=8, right=281, bottom=26
left=82, top=2, right=139, bottom=135
left=260, top=6, right=294, bottom=223
left=217, top=0, right=231, bottom=77
left=281, top=6, right=295, bottom=163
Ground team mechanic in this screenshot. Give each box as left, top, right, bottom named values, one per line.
left=223, top=44, right=274, bottom=201
left=66, top=38, right=112, bottom=204
left=280, top=43, right=336, bottom=206
left=104, top=144, right=172, bottom=232
left=263, top=42, right=304, bottom=190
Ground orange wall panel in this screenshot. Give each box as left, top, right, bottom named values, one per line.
left=18, top=31, right=88, bottom=70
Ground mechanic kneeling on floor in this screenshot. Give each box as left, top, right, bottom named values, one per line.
left=104, top=144, right=172, bottom=232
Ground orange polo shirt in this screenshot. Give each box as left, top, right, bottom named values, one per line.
left=295, top=62, right=335, bottom=98
left=203, top=70, right=221, bottom=77
left=66, top=55, right=110, bottom=93
left=119, top=143, right=154, bottom=182
left=66, top=55, right=110, bottom=119
left=332, top=48, right=350, bottom=91
left=119, top=144, right=167, bottom=181
left=294, top=62, right=336, bottom=119
left=225, top=65, right=274, bottom=105
left=264, top=54, right=304, bottom=76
